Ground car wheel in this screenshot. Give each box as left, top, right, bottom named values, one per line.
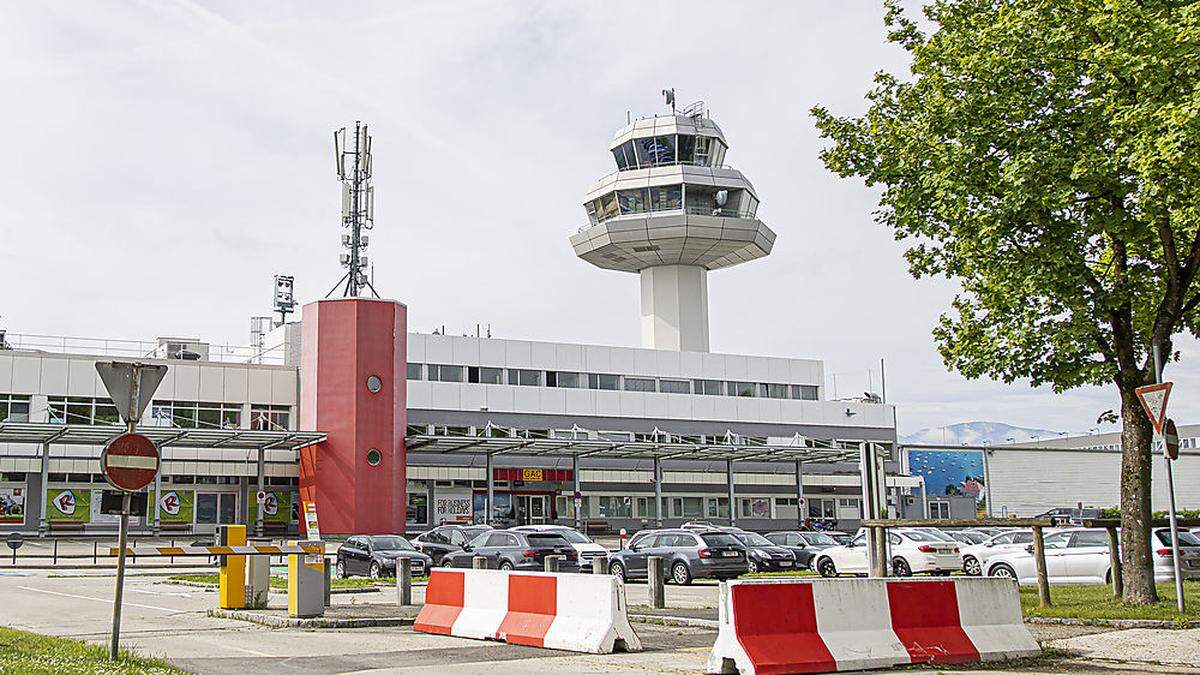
left=369, top=562, right=382, bottom=579
left=336, top=560, right=348, bottom=579
left=817, top=558, right=837, bottom=578
left=499, top=561, right=514, bottom=572
left=672, top=561, right=692, bottom=586
left=963, top=555, right=981, bottom=576
left=891, top=557, right=912, bottom=577
left=609, top=561, right=627, bottom=582
left=989, top=563, right=1017, bottom=580
left=747, top=559, right=759, bottom=574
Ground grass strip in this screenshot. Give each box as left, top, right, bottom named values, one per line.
left=0, top=625, right=183, bottom=675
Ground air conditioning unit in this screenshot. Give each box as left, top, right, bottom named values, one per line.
left=154, top=337, right=210, bottom=361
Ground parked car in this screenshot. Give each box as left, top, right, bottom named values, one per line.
left=606, top=529, right=748, bottom=585
left=1035, top=507, right=1101, bottom=525
left=680, top=521, right=721, bottom=531
left=824, top=530, right=853, bottom=545
left=943, top=530, right=989, bottom=546
left=719, top=528, right=798, bottom=573
left=412, top=524, right=493, bottom=566
left=764, top=531, right=840, bottom=569
left=442, top=529, right=580, bottom=572
left=984, top=527, right=1200, bottom=584
left=511, top=524, right=609, bottom=568
left=961, top=529, right=1034, bottom=576
left=336, top=534, right=432, bottom=579
left=813, top=528, right=961, bottom=577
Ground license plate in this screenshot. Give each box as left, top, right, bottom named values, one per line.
left=780, top=561, right=792, bottom=567
left=722, top=551, right=739, bottom=557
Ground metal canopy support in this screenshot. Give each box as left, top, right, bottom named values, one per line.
left=38, top=441, right=50, bottom=536
left=654, top=457, right=664, bottom=527
left=485, top=452, right=494, bottom=525
left=726, top=459, right=736, bottom=526
left=794, top=459, right=804, bottom=528
left=572, top=452, right=581, bottom=532
left=255, top=445, right=266, bottom=537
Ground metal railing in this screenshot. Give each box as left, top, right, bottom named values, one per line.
left=613, top=161, right=740, bottom=172
left=0, top=332, right=288, bottom=365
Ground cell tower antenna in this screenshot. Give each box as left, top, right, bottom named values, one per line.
left=326, top=120, right=381, bottom=299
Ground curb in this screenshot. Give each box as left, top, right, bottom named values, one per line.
left=629, top=613, right=719, bottom=629
left=208, top=608, right=414, bottom=628
left=1025, top=616, right=1200, bottom=629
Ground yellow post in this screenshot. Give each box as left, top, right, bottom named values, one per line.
left=288, top=540, right=325, bottom=618
left=218, top=524, right=246, bottom=609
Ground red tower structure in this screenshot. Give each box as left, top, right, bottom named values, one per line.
left=299, top=298, right=407, bottom=534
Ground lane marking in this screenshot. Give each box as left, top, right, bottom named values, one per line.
left=18, top=585, right=179, bottom=612
left=128, top=587, right=192, bottom=598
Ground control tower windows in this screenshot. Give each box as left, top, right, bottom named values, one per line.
left=612, top=141, right=634, bottom=170
left=599, top=193, right=619, bottom=221
left=618, top=189, right=649, bottom=214
left=635, top=136, right=675, bottom=166
left=695, top=136, right=712, bottom=165
left=677, top=135, right=695, bottom=164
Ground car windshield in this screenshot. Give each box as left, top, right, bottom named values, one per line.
left=544, top=529, right=591, bottom=544
left=920, top=529, right=956, bottom=541
left=700, top=533, right=742, bottom=547
left=461, top=527, right=490, bottom=540
left=953, top=532, right=986, bottom=544
left=370, top=536, right=414, bottom=551
left=801, top=533, right=838, bottom=546
left=736, top=532, right=774, bottom=547
left=899, top=530, right=944, bottom=542
left=1157, top=530, right=1200, bottom=546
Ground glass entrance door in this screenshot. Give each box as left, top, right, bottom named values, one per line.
left=514, top=495, right=548, bottom=525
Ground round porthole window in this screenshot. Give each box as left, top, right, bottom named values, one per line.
left=366, top=448, right=383, bottom=466
left=366, top=375, right=383, bottom=393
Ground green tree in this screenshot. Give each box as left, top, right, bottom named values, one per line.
left=813, top=0, right=1200, bottom=604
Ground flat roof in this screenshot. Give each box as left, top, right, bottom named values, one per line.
left=0, top=422, right=326, bottom=452
left=405, top=433, right=861, bottom=463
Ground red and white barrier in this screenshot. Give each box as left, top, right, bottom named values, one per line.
left=414, top=568, right=642, bottom=653
left=707, top=577, right=1038, bottom=674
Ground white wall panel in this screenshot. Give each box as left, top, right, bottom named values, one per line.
left=271, top=369, right=296, bottom=405
left=198, top=366, right=224, bottom=402
left=38, top=358, right=68, bottom=396
left=0, top=354, right=13, bottom=392
left=66, top=359, right=100, bottom=397
left=173, top=365, right=201, bottom=400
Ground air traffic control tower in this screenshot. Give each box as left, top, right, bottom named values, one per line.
left=570, top=98, right=775, bottom=352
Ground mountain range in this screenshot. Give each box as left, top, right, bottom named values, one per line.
left=899, top=421, right=1066, bottom=446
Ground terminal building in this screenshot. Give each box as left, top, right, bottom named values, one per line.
left=0, top=100, right=915, bottom=537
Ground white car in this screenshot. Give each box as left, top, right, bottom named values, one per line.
left=813, top=528, right=961, bottom=577
left=984, top=527, right=1200, bottom=584
left=961, top=529, right=1035, bottom=576
left=510, top=525, right=609, bottom=567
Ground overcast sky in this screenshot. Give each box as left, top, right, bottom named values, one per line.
left=2, top=1, right=1196, bottom=435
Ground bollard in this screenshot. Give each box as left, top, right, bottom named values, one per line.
left=323, top=560, right=332, bottom=608
left=592, top=556, right=606, bottom=575
left=647, top=556, right=665, bottom=609
left=473, top=555, right=489, bottom=570
left=53, top=539, right=58, bottom=565
left=218, top=525, right=247, bottom=609
left=544, top=555, right=563, bottom=572
left=397, top=558, right=412, bottom=605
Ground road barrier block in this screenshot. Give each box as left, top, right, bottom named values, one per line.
left=414, top=568, right=641, bottom=654
left=707, top=577, right=1038, bottom=674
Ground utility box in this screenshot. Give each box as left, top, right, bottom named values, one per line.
left=218, top=525, right=246, bottom=609
left=287, top=540, right=325, bottom=618
left=247, top=555, right=270, bottom=609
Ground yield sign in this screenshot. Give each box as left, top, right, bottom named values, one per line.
left=95, top=362, right=168, bottom=426
left=1135, top=382, right=1173, bottom=434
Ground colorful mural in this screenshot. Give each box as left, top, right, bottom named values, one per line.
left=906, top=448, right=987, bottom=507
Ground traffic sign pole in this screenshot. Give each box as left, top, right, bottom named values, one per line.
left=1151, top=346, right=1185, bottom=614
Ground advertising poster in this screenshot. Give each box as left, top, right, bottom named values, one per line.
left=434, top=489, right=472, bottom=524
left=472, top=491, right=511, bottom=524
left=0, top=487, right=25, bottom=525
left=906, top=448, right=987, bottom=508
left=47, top=488, right=90, bottom=523
left=156, top=489, right=195, bottom=524
left=258, top=490, right=291, bottom=524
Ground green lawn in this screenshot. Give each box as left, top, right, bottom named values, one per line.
left=167, top=573, right=426, bottom=589
left=744, top=569, right=818, bottom=579
left=0, top=626, right=182, bottom=674
left=1020, top=581, right=1200, bottom=622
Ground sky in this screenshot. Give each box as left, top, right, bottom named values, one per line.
left=1, top=0, right=1196, bottom=436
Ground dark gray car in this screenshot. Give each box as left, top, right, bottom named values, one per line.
left=721, top=528, right=798, bottom=573
left=336, top=535, right=432, bottom=579
left=443, top=530, right=580, bottom=572
left=765, top=531, right=840, bottom=569
left=607, top=529, right=748, bottom=585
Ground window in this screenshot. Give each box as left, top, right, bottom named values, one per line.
left=762, top=383, right=789, bottom=399
left=250, top=405, right=290, bottom=431
left=407, top=493, right=428, bottom=524
left=677, top=134, right=695, bottom=164
left=47, top=397, right=118, bottom=425
left=151, top=401, right=240, bottom=429
left=428, top=364, right=463, bottom=382
left=597, top=496, right=632, bottom=518
left=1070, top=531, right=1109, bottom=548
left=467, top=366, right=503, bottom=384
left=790, top=385, right=819, bottom=401
left=617, top=189, right=648, bottom=214
left=929, top=501, right=951, bottom=519
left=659, top=379, right=690, bottom=394
left=695, top=136, right=713, bottom=165
left=588, top=373, right=619, bottom=390
left=726, top=382, right=756, bottom=398
left=672, top=497, right=704, bottom=518
left=623, top=377, right=656, bottom=392
left=406, top=363, right=423, bottom=380
left=546, top=371, right=581, bottom=388
left=706, top=497, right=729, bottom=518
left=808, top=497, right=836, bottom=519
left=649, top=185, right=682, bottom=211
left=0, top=395, right=31, bottom=423
left=508, top=369, right=541, bottom=386
left=636, top=136, right=674, bottom=166
left=612, top=140, right=634, bottom=170
left=636, top=496, right=658, bottom=518
left=693, top=379, right=723, bottom=396
left=740, top=497, right=771, bottom=519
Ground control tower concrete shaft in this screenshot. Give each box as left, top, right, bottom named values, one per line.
left=570, top=101, right=775, bottom=352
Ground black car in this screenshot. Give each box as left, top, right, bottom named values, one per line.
left=720, top=528, right=798, bottom=573
left=412, top=524, right=494, bottom=566
left=443, top=530, right=580, bottom=572
left=764, top=531, right=840, bottom=569
left=606, top=528, right=748, bottom=584
left=336, top=535, right=432, bottom=579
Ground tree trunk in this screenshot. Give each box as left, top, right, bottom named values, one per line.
left=1118, top=385, right=1157, bottom=604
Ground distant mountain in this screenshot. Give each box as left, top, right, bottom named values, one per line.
left=900, top=421, right=1065, bottom=446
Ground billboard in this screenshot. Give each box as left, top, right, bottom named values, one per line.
left=906, top=448, right=987, bottom=507
left=47, top=488, right=91, bottom=523
left=434, top=489, right=472, bottom=524
left=0, top=487, right=25, bottom=525
left=156, top=489, right=194, bottom=524
left=258, top=490, right=292, bottom=524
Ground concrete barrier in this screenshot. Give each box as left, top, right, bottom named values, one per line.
left=414, top=568, right=641, bottom=653
left=707, top=577, right=1038, bottom=674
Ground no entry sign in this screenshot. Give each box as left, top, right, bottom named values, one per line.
left=101, top=433, right=160, bottom=492
left=1164, top=418, right=1180, bottom=460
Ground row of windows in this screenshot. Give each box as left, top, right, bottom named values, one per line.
left=45, top=473, right=299, bottom=486
left=585, top=184, right=760, bottom=226
left=551, top=494, right=859, bottom=520
left=611, top=134, right=727, bottom=171
left=0, top=395, right=292, bottom=430
left=0, top=394, right=31, bottom=423
left=408, top=364, right=819, bottom=401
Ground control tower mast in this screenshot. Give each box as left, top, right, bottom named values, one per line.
left=570, top=93, right=775, bottom=352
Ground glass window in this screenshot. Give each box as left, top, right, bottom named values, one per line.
left=693, top=379, right=723, bottom=395
left=636, top=496, right=658, bottom=518
left=649, top=185, right=682, bottom=211
left=700, top=533, right=741, bottom=547
left=623, top=377, right=656, bottom=392
left=1043, top=532, right=1071, bottom=549
left=790, top=385, right=819, bottom=401
left=429, top=365, right=463, bottom=382
left=713, top=141, right=727, bottom=166
left=0, top=395, right=30, bottom=423
left=547, top=371, right=581, bottom=388
left=636, top=136, right=674, bottom=166
left=406, top=363, right=423, bottom=380
left=612, top=141, right=633, bottom=170
left=508, top=369, right=541, bottom=386
left=598, top=193, right=619, bottom=221
left=588, top=374, right=619, bottom=390
left=706, top=497, right=729, bottom=518
left=196, top=493, right=217, bottom=525
left=694, top=136, right=713, bottom=165
left=468, top=367, right=503, bottom=384
left=251, top=405, right=289, bottom=431
left=659, top=379, right=690, bottom=394
left=727, top=382, right=756, bottom=397
left=763, top=383, right=789, bottom=399
left=617, top=189, right=648, bottom=214
left=1070, top=531, right=1109, bottom=548
left=597, top=496, right=632, bottom=518
left=674, top=497, right=703, bottom=518
left=677, top=134, right=695, bottom=164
